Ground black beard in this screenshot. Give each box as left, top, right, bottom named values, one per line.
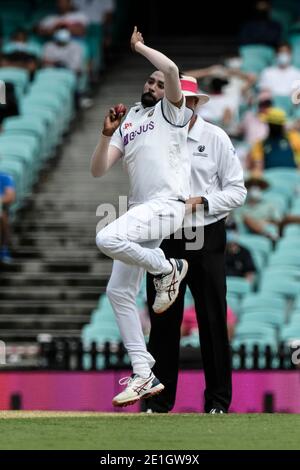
left=141, top=92, right=158, bottom=108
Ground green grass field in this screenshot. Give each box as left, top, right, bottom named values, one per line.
left=0, top=412, right=299, bottom=450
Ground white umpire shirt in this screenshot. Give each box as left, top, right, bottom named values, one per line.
left=184, top=114, right=247, bottom=227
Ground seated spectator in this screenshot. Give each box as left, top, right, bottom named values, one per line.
left=74, top=0, right=116, bottom=67
left=43, top=28, right=84, bottom=74
left=239, top=91, right=272, bottom=145
left=198, top=77, right=236, bottom=130
left=4, top=29, right=39, bottom=58
left=225, top=231, right=256, bottom=283
left=237, top=178, right=281, bottom=241
left=37, top=0, right=88, bottom=39
left=2, top=30, right=40, bottom=76
left=0, top=82, right=19, bottom=128
left=0, top=172, right=16, bottom=264
left=181, top=305, right=237, bottom=342
left=258, top=43, right=300, bottom=97
left=249, top=108, right=300, bottom=171
left=239, top=0, right=282, bottom=49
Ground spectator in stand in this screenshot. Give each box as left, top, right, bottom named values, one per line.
left=225, top=231, right=256, bottom=283
left=74, top=0, right=115, bottom=67
left=2, top=30, right=40, bottom=76
left=0, top=172, right=16, bottom=264
left=239, top=0, right=282, bottom=49
left=181, top=304, right=237, bottom=342
left=239, top=91, right=272, bottom=146
left=186, top=58, right=256, bottom=107
left=37, top=0, right=88, bottom=39
left=258, top=43, right=300, bottom=98
left=249, top=108, right=300, bottom=171
left=43, top=28, right=84, bottom=74
left=236, top=177, right=281, bottom=241
left=198, top=77, right=236, bottom=130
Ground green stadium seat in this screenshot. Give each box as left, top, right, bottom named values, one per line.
left=268, top=252, right=300, bottom=268
left=264, top=168, right=300, bottom=185
left=20, top=103, right=58, bottom=153
left=280, top=324, right=300, bottom=343
left=0, top=134, right=40, bottom=161
left=21, top=94, right=67, bottom=137
left=226, top=276, right=252, bottom=299
left=239, top=45, right=275, bottom=74
left=3, top=41, right=42, bottom=58
left=276, top=237, right=300, bottom=250
left=2, top=116, right=48, bottom=161
left=283, top=224, right=300, bottom=237
left=235, top=321, right=277, bottom=341
left=263, top=266, right=300, bottom=283
left=34, top=68, right=77, bottom=91
left=30, top=81, right=75, bottom=121
left=238, top=234, right=273, bottom=260
left=294, top=296, right=300, bottom=310
left=241, top=293, right=286, bottom=314
left=241, top=310, right=285, bottom=328
left=260, top=276, right=300, bottom=298
left=290, top=33, right=300, bottom=68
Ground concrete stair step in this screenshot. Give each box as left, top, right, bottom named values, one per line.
left=0, top=301, right=97, bottom=315
left=0, top=314, right=90, bottom=329
left=0, top=329, right=82, bottom=340
left=0, top=286, right=102, bottom=301
left=0, top=272, right=108, bottom=287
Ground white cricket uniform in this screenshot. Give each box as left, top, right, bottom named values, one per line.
left=96, top=97, right=192, bottom=377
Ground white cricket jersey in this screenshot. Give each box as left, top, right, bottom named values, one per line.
left=110, top=97, right=193, bottom=206
left=184, top=115, right=247, bottom=227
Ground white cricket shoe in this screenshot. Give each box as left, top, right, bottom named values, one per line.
left=152, top=258, right=188, bottom=314
left=112, top=372, right=164, bottom=407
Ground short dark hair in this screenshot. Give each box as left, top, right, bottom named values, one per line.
left=277, top=42, right=291, bottom=52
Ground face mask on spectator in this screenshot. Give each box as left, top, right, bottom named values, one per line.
left=225, top=57, right=243, bottom=70
left=277, top=52, right=291, bottom=67
left=247, top=187, right=263, bottom=202
left=54, top=29, right=71, bottom=45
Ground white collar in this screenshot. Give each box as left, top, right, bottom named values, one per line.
left=188, top=114, right=205, bottom=142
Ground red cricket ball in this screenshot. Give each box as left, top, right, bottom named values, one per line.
left=114, top=103, right=127, bottom=116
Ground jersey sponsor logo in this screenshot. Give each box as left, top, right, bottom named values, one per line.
left=124, top=122, right=132, bottom=129
left=198, top=145, right=206, bottom=152
left=123, top=121, right=155, bottom=146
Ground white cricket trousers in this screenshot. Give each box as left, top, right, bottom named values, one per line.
left=96, top=198, right=185, bottom=377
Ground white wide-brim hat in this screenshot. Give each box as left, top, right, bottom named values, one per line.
left=180, top=75, right=210, bottom=105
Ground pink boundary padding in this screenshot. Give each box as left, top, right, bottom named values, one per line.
left=0, top=371, right=299, bottom=413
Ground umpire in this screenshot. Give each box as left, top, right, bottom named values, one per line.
left=145, top=76, right=247, bottom=414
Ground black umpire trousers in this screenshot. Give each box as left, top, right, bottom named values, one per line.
left=145, top=218, right=232, bottom=413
